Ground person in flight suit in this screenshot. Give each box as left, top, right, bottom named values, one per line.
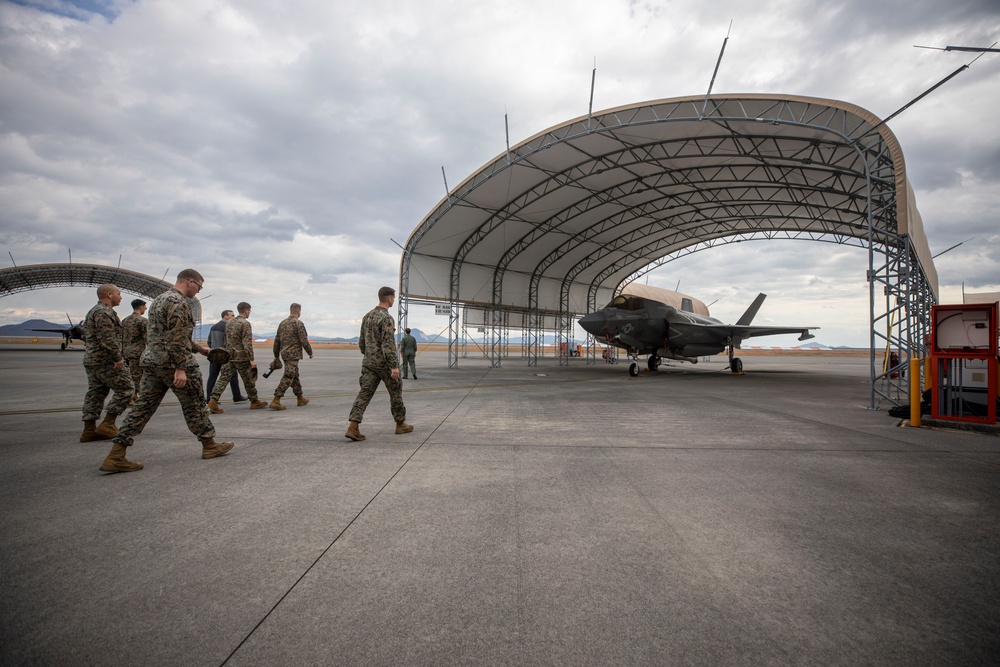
left=345, top=286, right=413, bottom=441
left=399, top=327, right=417, bottom=380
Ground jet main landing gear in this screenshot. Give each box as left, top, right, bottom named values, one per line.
left=727, top=336, right=744, bottom=375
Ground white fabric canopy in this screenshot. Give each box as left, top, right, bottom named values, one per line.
left=403, top=94, right=937, bottom=317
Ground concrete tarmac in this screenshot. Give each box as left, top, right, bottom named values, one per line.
left=1, top=346, right=998, bottom=665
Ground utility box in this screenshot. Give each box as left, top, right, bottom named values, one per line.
left=931, top=303, right=997, bottom=357
left=930, top=303, right=998, bottom=424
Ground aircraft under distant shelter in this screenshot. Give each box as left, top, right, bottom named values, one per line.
left=31, top=316, right=85, bottom=350
left=578, top=284, right=817, bottom=376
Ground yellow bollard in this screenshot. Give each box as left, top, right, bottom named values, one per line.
left=910, top=357, right=922, bottom=427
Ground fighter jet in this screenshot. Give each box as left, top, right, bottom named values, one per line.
left=31, top=315, right=85, bottom=350
left=578, top=285, right=817, bottom=376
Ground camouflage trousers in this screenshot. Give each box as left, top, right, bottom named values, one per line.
left=274, top=358, right=302, bottom=398
left=349, top=365, right=405, bottom=424
left=401, top=353, right=416, bottom=379
left=82, top=363, right=135, bottom=422
left=125, top=355, right=143, bottom=394
left=113, top=363, right=215, bottom=447
left=210, top=361, right=259, bottom=402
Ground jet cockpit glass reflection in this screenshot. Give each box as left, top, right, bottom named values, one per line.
left=606, top=295, right=646, bottom=311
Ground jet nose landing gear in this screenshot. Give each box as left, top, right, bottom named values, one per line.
left=628, top=362, right=640, bottom=377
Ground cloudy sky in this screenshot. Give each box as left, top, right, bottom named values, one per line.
left=1, top=0, right=998, bottom=347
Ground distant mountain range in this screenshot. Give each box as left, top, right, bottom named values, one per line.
left=2, top=319, right=855, bottom=348
left=0, top=319, right=81, bottom=337
left=4, top=320, right=442, bottom=344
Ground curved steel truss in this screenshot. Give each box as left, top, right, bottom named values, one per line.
left=400, top=94, right=938, bottom=408
left=0, top=263, right=201, bottom=322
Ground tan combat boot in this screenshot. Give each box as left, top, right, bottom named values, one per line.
left=296, top=395, right=309, bottom=406
left=207, top=398, right=224, bottom=414
left=395, top=421, right=414, bottom=434
left=95, top=414, right=119, bottom=438
left=250, top=399, right=268, bottom=410
left=80, top=420, right=111, bottom=443
left=201, top=438, right=235, bottom=459
left=99, top=443, right=143, bottom=473
left=269, top=397, right=286, bottom=411
left=345, top=421, right=365, bottom=441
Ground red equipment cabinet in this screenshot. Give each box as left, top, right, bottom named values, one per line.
left=929, top=303, right=998, bottom=424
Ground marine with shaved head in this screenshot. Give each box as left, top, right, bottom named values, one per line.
left=80, top=283, right=134, bottom=442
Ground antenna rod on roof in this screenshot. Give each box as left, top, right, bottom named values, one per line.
left=699, top=21, right=732, bottom=120
left=587, top=58, right=596, bottom=129
left=441, top=166, right=452, bottom=206
left=8, top=251, right=16, bottom=268
left=932, top=237, right=973, bottom=259
left=505, top=113, right=511, bottom=165
left=68, top=248, right=72, bottom=264
left=863, top=64, right=968, bottom=136
left=161, top=268, right=169, bottom=281
left=915, top=44, right=1000, bottom=53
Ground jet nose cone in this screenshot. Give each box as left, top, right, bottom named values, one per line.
left=578, top=312, right=605, bottom=336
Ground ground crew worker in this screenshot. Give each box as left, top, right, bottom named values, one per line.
left=269, top=302, right=314, bottom=410
left=99, top=269, right=234, bottom=473
left=80, top=283, right=135, bottom=442
left=345, top=286, right=413, bottom=441
left=207, top=302, right=267, bottom=412
left=121, top=298, right=148, bottom=402
left=400, top=327, right=417, bottom=379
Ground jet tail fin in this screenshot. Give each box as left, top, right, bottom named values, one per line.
left=736, top=293, right=767, bottom=326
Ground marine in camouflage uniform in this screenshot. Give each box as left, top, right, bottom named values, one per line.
left=121, top=299, right=148, bottom=397
left=80, top=284, right=135, bottom=441
left=346, top=286, right=412, bottom=441
left=270, top=303, right=314, bottom=409
left=208, top=302, right=267, bottom=411
left=99, top=269, right=234, bottom=474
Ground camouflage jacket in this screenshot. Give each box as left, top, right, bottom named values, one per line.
left=273, top=316, right=313, bottom=360
left=359, top=306, right=399, bottom=371
left=141, top=288, right=199, bottom=369
left=225, top=315, right=254, bottom=362
left=83, top=302, right=124, bottom=367
left=121, top=312, right=148, bottom=359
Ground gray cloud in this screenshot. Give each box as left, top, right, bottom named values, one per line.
left=0, top=0, right=997, bottom=345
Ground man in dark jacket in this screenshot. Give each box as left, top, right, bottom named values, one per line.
left=205, top=310, right=246, bottom=403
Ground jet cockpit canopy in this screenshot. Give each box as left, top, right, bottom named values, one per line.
left=606, top=295, right=649, bottom=311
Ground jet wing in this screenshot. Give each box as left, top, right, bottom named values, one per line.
left=697, top=324, right=817, bottom=342
left=30, top=328, right=72, bottom=334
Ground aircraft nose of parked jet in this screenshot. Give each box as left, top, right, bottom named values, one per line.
left=578, top=312, right=607, bottom=337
